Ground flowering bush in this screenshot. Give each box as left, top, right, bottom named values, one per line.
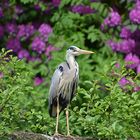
left=102, top=0, right=140, bottom=75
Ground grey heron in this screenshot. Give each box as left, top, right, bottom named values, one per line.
left=48, top=46, right=94, bottom=135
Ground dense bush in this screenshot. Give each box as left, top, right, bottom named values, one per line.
left=0, top=50, right=140, bottom=139
left=0, top=0, right=140, bottom=139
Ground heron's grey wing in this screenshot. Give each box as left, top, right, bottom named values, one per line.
left=48, top=62, right=79, bottom=117
left=48, top=64, right=63, bottom=117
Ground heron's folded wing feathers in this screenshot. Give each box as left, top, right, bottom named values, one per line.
left=48, top=64, right=64, bottom=117
left=49, top=66, right=63, bottom=103
left=48, top=62, right=78, bottom=117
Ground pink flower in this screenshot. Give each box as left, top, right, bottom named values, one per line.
left=6, top=38, right=21, bottom=52
left=38, top=24, right=52, bottom=42
left=120, top=27, right=131, bottom=39
left=6, top=22, right=17, bottom=34
left=18, top=49, right=30, bottom=59
left=71, top=4, right=94, bottom=14
left=136, top=64, right=140, bottom=74
left=34, top=77, right=44, bottom=86
left=129, top=1, right=140, bottom=24
left=0, top=72, right=3, bottom=78
left=0, top=7, right=4, bottom=17
left=45, top=45, right=56, bottom=56
left=119, top=77, right=130, bottom=87
left=125, top=53, right=139, bottom=69
left=102, top=10, right=121, bottom=29
left=0, top=25, right=4, bottom=38
left=115, top=62, right=120, bottom=68
left=133, top=86, right=140, bottom=92
left=52, top=0, right=61, bottom=7
left=31, top=37, right=46, bottom=54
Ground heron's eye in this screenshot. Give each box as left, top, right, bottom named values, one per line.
left=68, top=47, right=73, bottom=50
left=72, top=49, right=77, bottom=52
left=68, top=46, right=75, bottom=50
left=59, top=66, right=63, bottom=72
left=67, top=46, right=78, bottom=52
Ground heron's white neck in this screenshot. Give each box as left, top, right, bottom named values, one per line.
left=66, top=53, right=76, bottom=68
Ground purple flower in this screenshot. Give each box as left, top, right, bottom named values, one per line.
left=119, top=39, right=135, bottom=54
left=28, top=56, right=41, bottom=62
left=119, top=77, right=130, bottom=87
left=52, top=0, right=61, bottom=7
left=18, top=49, right=30, bottom=59
left=5, top=23, right=17, bottom=34
left=109, top=11, right=121, bottom=26
left=90, top=0, right=98, bottom=2
left=34, top=77, right=44, bottom=86
left=25, top=24, right=35, bottom=37
left=129, top=9, right=140, bottom=24
left=39, top=24, right=52, bottom=35
left=107, top=40, right=118, bottom=51
left=115, top=62, right=120, bottom=68
left=45, top=45, right=56, bottom=56
left=129, top=1, right=140, bottom=24
left=6, top=38, right=21, bottom=52
left=136, top=64, right=140, bottom=74
left=71, top=5, right=94, bottom=14
left=131, top=29, right=140, bottom=40
left=0, top=72, right=3, bottom=78
left=133, top=41, right=140, bottom=55
left=34, top=4, right=41, bottom=10
left=0, top=25, right=4, bottom=38
left=125, top=53, right=140, bottom=69
left=15, top=5, right=23, bottom=15
left=102, top=10, right=121, bottom=28
left=17, top=24, right=34, bottom=39
left=31, top=37, right=46, bottom=54
left=17, top=25, right=25, bottom=38
left=120, top=27, right=131, bottom=39
left=108, top=39, right=135, bottom=54
left=133, top=86, right=140, bottom=92
left=44, top=7, right=51, bottom=14
left=38, top=24, right=52, bottom=42
left=0, top=7, right=4, bottom=17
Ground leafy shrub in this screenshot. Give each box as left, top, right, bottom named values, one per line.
left=0, top=49, right=51, bottom=138
left=70, top=64, right=140, bottom=139
left=0, top=50, right=140, bottom=140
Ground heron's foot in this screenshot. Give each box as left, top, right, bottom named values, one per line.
left=67, top=133, right=70, bottom=136
left=67, top=131, right=71, bottom=137
left=53, top=132, right=63, bottom=136
left=67, top=134, right=75, bottom=139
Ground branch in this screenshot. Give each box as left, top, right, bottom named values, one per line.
left=10, top=131, right=97, bottom=140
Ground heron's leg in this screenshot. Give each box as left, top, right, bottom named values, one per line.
left=55, top=96, right=59, bottom=134
left=66, top=108, right=70, bottom=136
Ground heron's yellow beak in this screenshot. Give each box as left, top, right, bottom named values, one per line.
left=79, top=49, right=94, bottom=54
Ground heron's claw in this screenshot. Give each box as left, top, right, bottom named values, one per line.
left=53, top=132, right=63, bottom=136
left=67, top=134, right=75, bottom=140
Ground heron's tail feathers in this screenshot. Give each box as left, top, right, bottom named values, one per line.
left=49, top=95, right=69, bottom=117
left=49, top=104, right=56, bottom=117
left=50, top=105, right=57, bottom=117
left=49, top=105, right=63, bottom=117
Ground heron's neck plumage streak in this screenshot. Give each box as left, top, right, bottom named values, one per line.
left=66, top=53, right=77, bottom=69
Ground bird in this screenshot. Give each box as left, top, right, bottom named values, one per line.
left=48, top=46, right=94, bottom=136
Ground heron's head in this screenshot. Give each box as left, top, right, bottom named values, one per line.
left=67, top=46, right=94, bottom=56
